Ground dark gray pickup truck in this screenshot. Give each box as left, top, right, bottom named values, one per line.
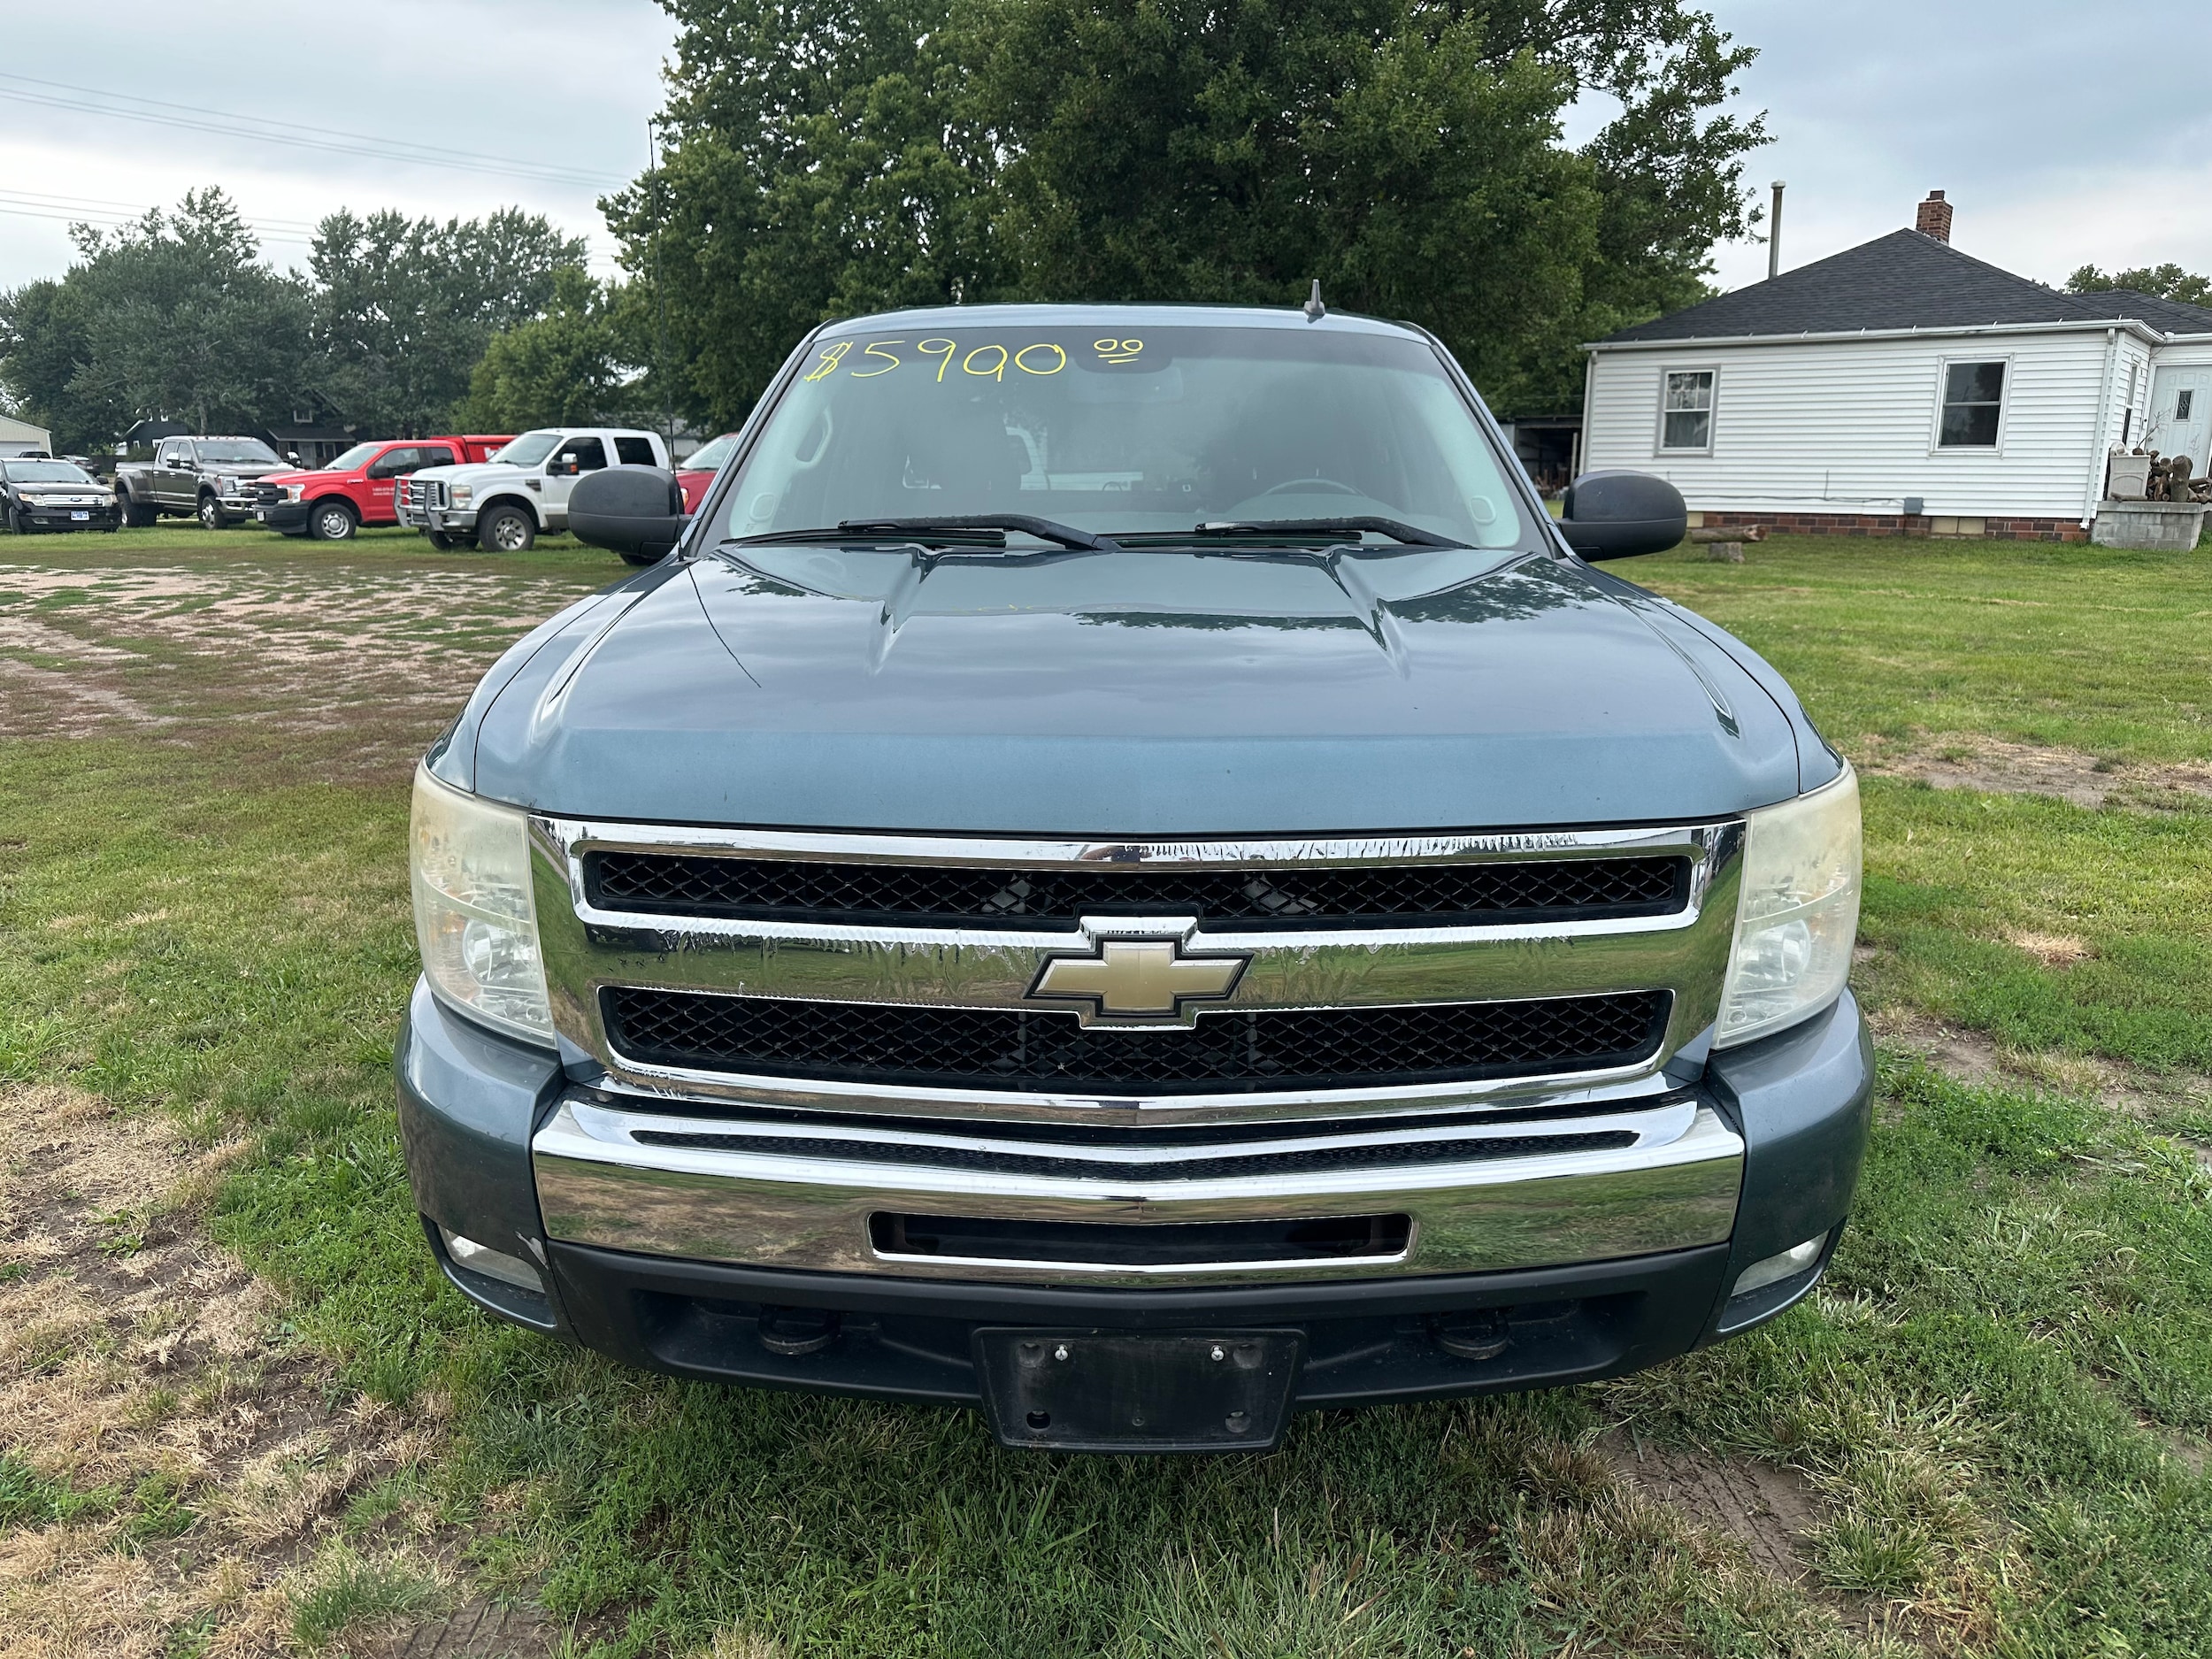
left=397, top=303, right=1868, bottom=1453
left=114, top=434, right=292, bottom=528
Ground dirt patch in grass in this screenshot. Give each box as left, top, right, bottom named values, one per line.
left=0, top=561, right=595, bottom=782
left=1865, top=1002, right=2212, bottom=1121
left=0, top=1085, right=547, bottom=1658
left=1597, top=1430, right=1824, bottom=1582
left=1861, top=733, right=2212, bottom=809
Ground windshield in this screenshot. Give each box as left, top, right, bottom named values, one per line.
left=681, top=433, right=738, bottom=473
left=322, top=442, right=381, bottom=472
left=713, top=324, right=1526, bottom=548
left=5, top=461, right=95, bottom=484
left=490, top=431, right=564, bottom=467
left=197, top=440, right=280, bottom=465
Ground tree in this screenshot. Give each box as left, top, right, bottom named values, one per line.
left=455, top=268, right=634, bottom=431
left=0, top=190, right=310, bottom=449
left=308, top=208, right=590, bottom=435
left=603, top=0, right=992, bottom=428
left=2067, top=262, right=2212, bottom=308
left=969, top=0, right=1612, bottom=415
left=617, top=0, right=1765, bottom=427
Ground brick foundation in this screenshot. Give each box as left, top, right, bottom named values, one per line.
left=1687, top=511, right=2089, bottom=543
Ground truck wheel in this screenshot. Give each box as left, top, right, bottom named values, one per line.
left=479, top=504, right=534, bottom=552
left=308, top=500, right=357, bottom=541
left=198, top=493, right=227, bottom=530
left=118, top=492, right=154, bottom=527
left=5, top=506, right=27, bottom=535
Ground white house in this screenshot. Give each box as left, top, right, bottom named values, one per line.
left=0, top=412, right=52, bottom=458
left=1580, top=194, right=2212, bottom=540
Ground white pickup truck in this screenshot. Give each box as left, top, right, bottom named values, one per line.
left=396, top=427, right=670, bottom=551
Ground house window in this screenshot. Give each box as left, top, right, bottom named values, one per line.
left=2179, top=389, right=2195, bottom=422
left=1659, top=370, right=1715, bottom=451
left=1938, top=361, right=2005, bottom=448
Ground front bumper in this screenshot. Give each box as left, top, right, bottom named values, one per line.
left=421, top=507, right=480, bottom=534
left=396, top=979, right=1871, bottom=1419
left=11, top=499, right=119, bottom=530
left=254, top=499, right=310, bottom=533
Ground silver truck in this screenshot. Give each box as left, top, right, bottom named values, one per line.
left=114, top=435, right=294, bottom=529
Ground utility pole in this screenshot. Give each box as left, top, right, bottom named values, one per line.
left=649, top=117, right=671, bottom=451
left=1768, top=181, right=1786, bottom=281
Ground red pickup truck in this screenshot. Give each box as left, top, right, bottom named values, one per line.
left=252, top=436, right=513, bottom=541
left=674, top=432, right=739, bottom=513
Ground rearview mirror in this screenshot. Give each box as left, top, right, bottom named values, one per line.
left=1558, top=471, right=1687, bottom=560
left=570, top=466, right=687, bottom=561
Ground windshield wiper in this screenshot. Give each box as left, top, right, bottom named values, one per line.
left=1186, top=517, right=1459, bottom=549
left=726, top=515, right=1118, bottom=552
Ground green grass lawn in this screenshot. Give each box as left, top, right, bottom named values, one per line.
left=3, top=531, right=2210, bottom=1656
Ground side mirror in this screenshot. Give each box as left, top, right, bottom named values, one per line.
left=569, top=466, right=687, bottom=561
left=1558, top=471, right=1688, bottom=560
left=287, top=451, right=301, bottom=465
left=549, top=453, right=582, bottom=477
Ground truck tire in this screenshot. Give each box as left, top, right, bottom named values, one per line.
left=617, top=547, right=663, bottom=567
left=308, top=499, right=357, bottom=541
left=118, top=490, right=155, bottom=527
left=198, top=493, right=228, bottom=530
left=478, top=503, right=535, bottom=552
left=427, top=530, right=470, bottom=551
left=6, top=506, right=27, bottom=535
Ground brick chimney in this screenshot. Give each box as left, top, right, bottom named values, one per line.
left=1916, top=190, right=1954, bottom=243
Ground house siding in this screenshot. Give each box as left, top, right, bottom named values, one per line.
left=1584, top=329, right=2137, bottom=523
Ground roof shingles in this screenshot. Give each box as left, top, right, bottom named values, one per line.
left=1600, top=230, right=2212, bottom=343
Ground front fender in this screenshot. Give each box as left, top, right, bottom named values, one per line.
left=474, top=492, right=541, bottom=526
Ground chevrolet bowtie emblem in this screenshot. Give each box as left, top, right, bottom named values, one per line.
left=1028, top=921, right=1248, bottom=1026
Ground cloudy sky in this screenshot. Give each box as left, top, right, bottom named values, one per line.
left=0, top=1, right=2194, bottom=299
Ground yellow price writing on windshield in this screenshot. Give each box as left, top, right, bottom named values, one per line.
left=802, top=341, right=853, bottom=381
left=808, top=339, right=1075, bottom=384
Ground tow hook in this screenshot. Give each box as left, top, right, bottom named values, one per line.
left=1432, top=1310, right=1511, bottom=1362
left=757, top=1306, right=841, bottom=1357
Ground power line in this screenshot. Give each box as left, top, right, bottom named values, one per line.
left=0, top=204, right=317, bottom=244
left=0, top=186, right=319, bottom=233
left=0, top=193, right=318, bottom=244
left=0, top=72, right=627, bottom=191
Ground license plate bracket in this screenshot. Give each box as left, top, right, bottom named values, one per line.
left=974, top=1328, right=1302, bottom=1452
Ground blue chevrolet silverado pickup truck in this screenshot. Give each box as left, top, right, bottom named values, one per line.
left=397, top=302, right=1868, bottom=1452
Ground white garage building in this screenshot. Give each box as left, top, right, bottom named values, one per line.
left=1579, top=195, right=2212, bottom=541
left=0, top=412, right=53, bottom=458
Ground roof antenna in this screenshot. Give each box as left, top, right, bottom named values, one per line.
left=1302, top=279, right=1326, bottom=322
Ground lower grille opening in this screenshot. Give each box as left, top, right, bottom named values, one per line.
left=870, top=1211, right=1411, bottom=1268
left=602, top=987, right=1671, bottom=1094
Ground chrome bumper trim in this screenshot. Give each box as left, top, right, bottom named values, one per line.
left=532, top=1094, right=1744, bottom=1286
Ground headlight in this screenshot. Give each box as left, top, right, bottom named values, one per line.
left=450, top=485, right=472, bottom=506
left=1714, top=764, right=1861, bottom=1048
left=221, top=475, right=240, bottom=494
left=285, top=484, right=304, bottom=501
left=410, top=766, right=553, bottom=1043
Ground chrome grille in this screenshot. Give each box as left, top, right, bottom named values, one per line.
left=534, top=819, right=1742, bottom=1122
left=602, top=986, right=1671, bottom=1094
left=405, top=478, right=447, bottom=511
left=584, top=849, right=1687, bottom=928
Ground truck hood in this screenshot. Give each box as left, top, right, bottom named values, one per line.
left=410, top=461, right=526, bottom=489
left=465, top=545, right=1809, bottom=835
left=260, top=468, right=355, bottom=489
